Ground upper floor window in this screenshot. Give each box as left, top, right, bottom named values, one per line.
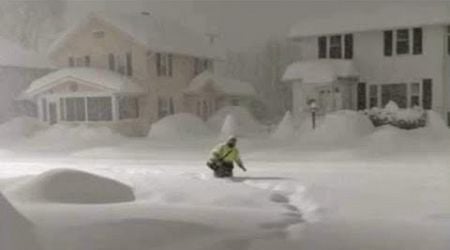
left=317, top=34, right=353, bottom=59
left=156, top=53, right=173, bottom=77
left=194, top=58, right=213, bottom=75
left=384, top=27, right=422, bottom=56
left=108, top=52, right=132, bottom=76
left=69, top=56, right=90, bottom=67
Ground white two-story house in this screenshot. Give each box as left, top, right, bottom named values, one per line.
left=20, top=12, right=256, bottom=136
left=283, top=3, right=450, bottom=126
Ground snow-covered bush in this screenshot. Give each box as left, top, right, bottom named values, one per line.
left=364, top=101, right=426, bottom=129
left=207, top=106, right=267, bottom=137
left=149, top=113, right=213, bottom=140
left=272, top=111, right=296, bottom=140
left=300, top=110, right=374, bottom=147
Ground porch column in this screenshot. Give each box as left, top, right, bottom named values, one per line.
left=112, top=95, right=119, bottom=121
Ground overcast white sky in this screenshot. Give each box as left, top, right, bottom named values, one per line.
left=65, top=0, right=445, bottom=51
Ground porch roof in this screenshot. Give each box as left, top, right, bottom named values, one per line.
left=185, top=71, right=257, bottom=97
left=282, top=59, right=359, bottom=84
left=22, top=67, right=145, bottom=99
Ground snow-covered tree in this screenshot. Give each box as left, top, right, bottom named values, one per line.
left=0, top=0, right=66, bottom=50
left=220, top=114, right=238, bottom=139
left=272, top=111, right=295, bottom=140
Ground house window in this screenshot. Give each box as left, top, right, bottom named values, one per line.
left=41, top=98, right=48, bottom=122
left=384, top=30, right=393, bottom=56
left=318, top=36, right=327, bottom=59
left=87, top=96, right=113, bottom=121
left=410, top=83, right=420, bottom=107
left=65, top=97, right=86, bottom=121
left=109, top=53, right=115, bottom=71
left=422, top=79, right=432, bottom=110
left=412, top=28, right=422, bottom=55
left=396, top=29, right=410, bottom=55
left=369, top=85, right=378, bottom=108
left=329, top=35, right=342, bottom=59
left=85, top=56, right=91, bottom=67
left=126, top=52, right=133, bottom=76
left=118, top=96, right=139, bottom=120
left=68, top=57, right=74, bottom=67
left=344, top=34, right=353, bottom=59
left=194, top=58, right=212, bottom=74
left=381, top=83, right=407, bottom=108
left=447, top=26, right=450, bottom=55
left=158, top=97, right=169, bottom=119
left=156, top=53, right=173, bottom=77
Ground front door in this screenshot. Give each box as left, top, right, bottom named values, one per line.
left=49, top=102, right=57, bottom=125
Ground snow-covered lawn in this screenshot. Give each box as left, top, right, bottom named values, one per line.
left=0, top=113, right=449, bottom=250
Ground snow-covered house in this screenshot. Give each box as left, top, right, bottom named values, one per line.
left=184, top=71, right=257, bottom=120
left=0, top=37, right=53, bottom=123
left=22, top=12, right=223, bottom=135
left=283, top=3, right=450, bottom=125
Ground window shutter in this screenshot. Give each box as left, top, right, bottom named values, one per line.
left=69, top=57, right=74, bottom=67
left=344, top=34, right=353, bottom=59
left=413, top=27, right=422, bottom=55
left=318, top=36, right=327, bottom=58
left=384, top=31, right=393, bottom=56
left=422, top=79, right=432, bottom=110
left=169, top=97, right=175, bottom=114
left=357, top=82, right=367, bottom=110
left=168, top=54, right=173, bottom=76
left=108, top=54, right=115, bottom=71
left=156, top=53, right=161, bottom=76
left=126, top=52, right=133, bottom=76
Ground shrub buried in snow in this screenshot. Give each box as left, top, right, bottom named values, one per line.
left=364, top=101, right=426, bottom=129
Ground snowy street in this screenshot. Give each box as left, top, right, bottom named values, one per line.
left=1, top=130, right=449, bottom=249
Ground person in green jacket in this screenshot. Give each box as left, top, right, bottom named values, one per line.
left=207, top=136, right=247, bottom=178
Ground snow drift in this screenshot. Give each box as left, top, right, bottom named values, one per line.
left=272, top=111, right=296, bottom=140
left=208, top=106, right=266, bottom=137
left=0, top=192, right=42, bottom=250
left=0, top=116, right=46, bottom=143
left=299, top=110, right=374, bottom=147
left=5, top=169, right=135, bottom=204
left=149, top=113, right=213, bottom=140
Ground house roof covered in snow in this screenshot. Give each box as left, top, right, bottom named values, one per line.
left=186, top=71, right=257, bottom=97
left=22, top=67, right=145, bottom=99
left=282, top=59, right=359, bottom=83
left=49, top=12, right=224, bottom=60
left=289, top=3, right=450, bottom=38
left=0, top=37, right=53, bottom=69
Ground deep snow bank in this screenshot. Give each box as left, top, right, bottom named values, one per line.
left=0, top=192, right=42, bottom=250
left=299, top=110, right=374, bottom=147
left=5, top=169, right=135, bottom=204
left=24, top=124, right=125, bottom=151
left=208, top=106, right=267, bottom=137
left=0, top=116, right=46, bottom=143
left=149, top=113, right=213, bottom=140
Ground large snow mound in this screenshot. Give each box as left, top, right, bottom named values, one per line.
left=300, top=110, right=375, bottom=146
left=25, top=124, right=124, bottom=150
left=0, top=193, right=42, bottom=250
left=0, top=116, right=46, bottom=142
left=5, top=169, right=135, bottom=204
left=207, top=106, right=267, bottom=137
left=149, top=113, right=213, bottom=140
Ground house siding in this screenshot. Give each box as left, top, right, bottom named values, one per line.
left=49, top=17, right=200, bottom=134
left=298, top=25, right=448, bottom=118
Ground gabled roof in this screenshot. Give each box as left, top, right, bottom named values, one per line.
left=0, top=37, right=53, bottom=69
left=22, top=68, right=145, bottom=99
left=289, top=3, right=450, bottom=38
left=49, top=12, right=224, bottom=60
left=282, top=59, right=358, bottom=83
left=186, top=71, right=257, bottom=97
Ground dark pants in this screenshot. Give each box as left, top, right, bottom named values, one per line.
left=207, top=161, right=234, bottom=178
